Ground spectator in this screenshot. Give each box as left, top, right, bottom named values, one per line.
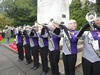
left=4, top=26, right=11, bottom=44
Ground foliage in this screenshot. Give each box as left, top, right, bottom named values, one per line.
left=0, top=13, right=13, bottom=29
left=70, top=0, right=89, bottom=30
left=0, top=0, right=37, bottom=26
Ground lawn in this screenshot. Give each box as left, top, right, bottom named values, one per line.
left=0, top=38, right=14, bottom=43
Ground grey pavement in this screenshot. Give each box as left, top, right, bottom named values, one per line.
left=0, top=43, right=83, bottom=75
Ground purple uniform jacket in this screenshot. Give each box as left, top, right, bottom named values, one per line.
left=39, top=33, right=48, bottom=46
left=70, top=30, right=78, bottom=54
left=50, top=32, right=61, bottom=50
left=16, top=33, right=23, bottom=43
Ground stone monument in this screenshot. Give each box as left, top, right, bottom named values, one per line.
left=37, top=0, right=69, bottom=25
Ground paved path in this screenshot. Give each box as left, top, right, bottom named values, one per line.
left=0, top=43, right=83, bottom=75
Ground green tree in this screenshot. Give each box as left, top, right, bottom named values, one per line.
left=0, top=0, right=37, bottom=26
left=0, top=13, right=13, bottom=29
left=13, top=0, right=37, bottom=26
left=70, top=0, right=89, bottom=30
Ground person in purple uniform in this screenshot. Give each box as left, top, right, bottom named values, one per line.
left=77, top=17, right=100, bottom=75
left=16, top=26, right=24, bottom=62
left=38, top=25, right=49, bottom=75
left=23, top=27, right=32, bottom=65
left=43, top=23, right=61, bottom=75
left=29, top=28, right=40, bottom=70
left=59, top=20, right=78, bottom=75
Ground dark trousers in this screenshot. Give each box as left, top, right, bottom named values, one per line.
left=49, top=50, right=60, bottom=75
left=82, top=57, right=100, bottom=75
left=31, top=46, right=39, bottom=67
left=40, top=46, right=49, bottom=72
left=17, top=43, right=24, bottom=60
left=24, top=44, right=32, bottom=63
left=63, top=53, right=77, bottom=75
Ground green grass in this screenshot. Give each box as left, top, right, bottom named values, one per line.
left=0, top=38, right=14, bottom=43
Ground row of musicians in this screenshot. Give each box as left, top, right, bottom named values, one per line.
left=16, top=18, right=100, bottom=75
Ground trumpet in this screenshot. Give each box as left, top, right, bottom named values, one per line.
left=86, top=11, right=97, bottom=30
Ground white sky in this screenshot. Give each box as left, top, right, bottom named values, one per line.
left=69, top=0, right=72, bottom=4
left=0, top=0, right=2, bottom=3
left=89, top=0, right=96, bottom=3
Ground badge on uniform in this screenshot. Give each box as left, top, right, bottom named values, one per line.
left=97, top=32, right=100, bottom=37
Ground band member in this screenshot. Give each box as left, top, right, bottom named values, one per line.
left=16, top=26, right=24, bottom=62
left=23, top=26, right=32, bottom=65
left=59, top=20, right=78, bottom=75
left=43, top=23, right=61, bottom=75
left=38, top=24, right=49, bottom=75
left=77, top=17, right=100, bottom=75
left=30, top=27, right=40, bottom=70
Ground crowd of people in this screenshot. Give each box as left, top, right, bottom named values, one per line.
left=3, top=17, right=100, bottom=75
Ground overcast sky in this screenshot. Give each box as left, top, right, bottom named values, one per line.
left=69, top=0, right=72, bottom=4
left=88, top=0, right=96, bottom=3
left=0, top=0, right=2, bottom=3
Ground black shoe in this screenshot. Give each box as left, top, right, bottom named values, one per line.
left=40, top=72, right=46, bottom=75
left=33, top=67, right=38, bottom=70
left=18, top=59, right=23, bottom=62
left=24, top=62, right=31, bottom=65
left=32, top=62, right=40, bottom=70
left=31, top=66, right=35, bottom=69
left=40, top=71, right=44, bottom=74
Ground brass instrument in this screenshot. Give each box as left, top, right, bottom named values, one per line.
left=86, top=0, right=97, bottom=30
left=86, top=11, right=97, bottom=30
